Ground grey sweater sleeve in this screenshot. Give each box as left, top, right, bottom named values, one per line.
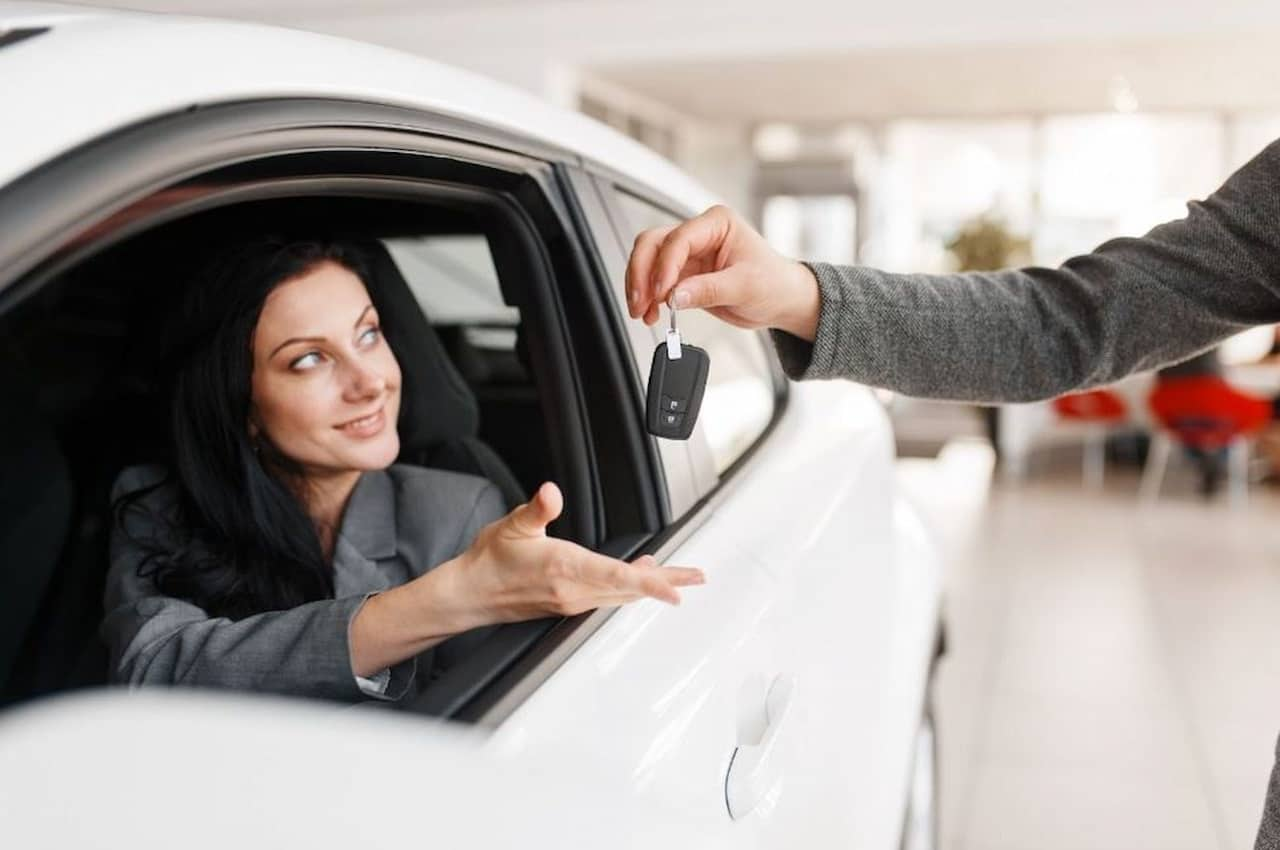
left=770, top=139, right=1280, bottom=403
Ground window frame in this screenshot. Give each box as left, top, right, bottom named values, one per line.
left=0, top=98, right=668, bottom=725
left=581, top=165, right=792, bottom=507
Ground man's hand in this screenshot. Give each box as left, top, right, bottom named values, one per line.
left=625, top=204, right=821, bottom=341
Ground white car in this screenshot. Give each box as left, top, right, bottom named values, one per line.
left=0, top=4, right=944, bottom=847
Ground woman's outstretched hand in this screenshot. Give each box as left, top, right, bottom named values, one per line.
left=350, top=482, right=705, bottom=677
left=452, top=482, right=705, bottom=624
left=625, top=204, right=822, bottom=341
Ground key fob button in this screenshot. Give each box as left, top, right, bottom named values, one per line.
left=646, top=342, right=710, bottom=441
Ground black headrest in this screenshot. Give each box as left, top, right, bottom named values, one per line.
left=357, top=240, right=481, bottom=451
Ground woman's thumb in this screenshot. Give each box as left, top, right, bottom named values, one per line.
left=508, top=481, right=563, bottom=535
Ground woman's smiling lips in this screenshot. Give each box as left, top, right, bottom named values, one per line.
left=336, top=407, right=386, bottom=438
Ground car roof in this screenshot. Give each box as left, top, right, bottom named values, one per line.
left=0, top=2, right=714, bottom=210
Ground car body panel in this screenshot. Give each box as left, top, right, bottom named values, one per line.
left=0, top=2, right=713, bottom=210
left=0, top=690, right=727, bottom=849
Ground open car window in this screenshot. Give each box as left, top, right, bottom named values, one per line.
left=0, top=102, right=662, bottom=723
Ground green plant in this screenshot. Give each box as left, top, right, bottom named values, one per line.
left=945, top=215, right=1031, bottom=271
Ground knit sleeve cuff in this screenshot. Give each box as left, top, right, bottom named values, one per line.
left=769, top=261, right=856, bottom=381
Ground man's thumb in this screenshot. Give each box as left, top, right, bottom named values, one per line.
left=508, top=481, right=563, bottom=535
left=669, top=268, right=735, bottom=311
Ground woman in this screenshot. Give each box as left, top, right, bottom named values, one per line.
left=104, top=238, right=702, bottom=703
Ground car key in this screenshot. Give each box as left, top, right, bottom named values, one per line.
left=646, top=304, right=710, bottom=440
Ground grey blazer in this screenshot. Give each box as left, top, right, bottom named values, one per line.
left=102, top=463, right=506, bottom=703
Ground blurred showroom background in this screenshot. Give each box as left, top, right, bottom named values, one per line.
left=70, top=1, right=1280, bottom=847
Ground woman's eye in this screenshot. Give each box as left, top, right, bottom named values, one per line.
left=359, top=326, right=382, bottom=347
left=290, top=351, right=323, bottom=371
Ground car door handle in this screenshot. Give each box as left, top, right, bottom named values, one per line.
left=725, top=674, right=796, bottom=820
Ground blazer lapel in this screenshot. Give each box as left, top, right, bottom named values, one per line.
left=331, top=469, right=399, bottom=598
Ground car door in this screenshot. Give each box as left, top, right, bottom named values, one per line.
left=473, top=166, right=945, bottom=846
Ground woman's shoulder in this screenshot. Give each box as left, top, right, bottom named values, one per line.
left=110, top=464, right=171, bottom=500
left=110, top=464, right=181, bottom=520
left=108, top=465, right=187, bottom=552
left=384, top=464, right=507, bottom=563
left=385, top=463, right=502, bottom=507
left=385, top=464, right=508, bottom=536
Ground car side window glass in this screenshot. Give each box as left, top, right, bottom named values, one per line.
left=385, top=234, right=515, bottom=324
left=612, top=190, right=776, bottom=475
left=384, top=233, right=524, bottom=386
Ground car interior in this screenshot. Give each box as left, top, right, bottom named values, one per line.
left=0, top=190, right=594, bottom=713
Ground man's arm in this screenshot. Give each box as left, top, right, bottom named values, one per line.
left=629, top=140, right=1280, bottom=404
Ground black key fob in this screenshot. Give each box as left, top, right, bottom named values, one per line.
left=646, top=334, right=710, bottom=440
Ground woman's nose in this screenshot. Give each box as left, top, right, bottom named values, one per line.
left=345, top=361, right=387, bottom=399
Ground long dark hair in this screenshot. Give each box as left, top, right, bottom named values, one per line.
left=116, top=238, right=376, bottom=620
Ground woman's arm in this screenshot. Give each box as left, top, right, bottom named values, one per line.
left=627, top=140, right=1280, bottom=403
left=348, top=481, right=704, bottom=677
left=106, top=474, right=701, bottom=698
left=102, top=591, right=412, bottom=701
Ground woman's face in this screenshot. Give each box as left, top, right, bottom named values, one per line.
left=250, top=260, right=402, bottom=478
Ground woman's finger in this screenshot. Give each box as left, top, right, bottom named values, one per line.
left=660, top=566, right=706, bottom=586
left=638, top=572, right=682, bottom=605
left=589, top=554, right=705, bottom=605
left=629, top=555, right=705, bottom=587
left=505, top=481, right=562, bottom=536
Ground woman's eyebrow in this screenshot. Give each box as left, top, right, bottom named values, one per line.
left=269, top=305, right=377, bottom=358
left=269, top=336, right=324, bottom=359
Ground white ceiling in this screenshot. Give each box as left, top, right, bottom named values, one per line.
left=62, top=1, right=1280, bottom=120
left=588, top=33, right=1280, bottom=121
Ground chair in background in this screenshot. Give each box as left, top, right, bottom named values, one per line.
left=1052, top=389, right=1129, bottom=488
left=1140, top=376, right=1271, bottom=506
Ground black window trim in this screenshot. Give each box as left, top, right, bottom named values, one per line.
left=553, top=163, right=670, bottom=527
left=0, top=27, right=49, bottom=51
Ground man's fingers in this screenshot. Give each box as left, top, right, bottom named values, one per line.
left=651, top=206, right=733, bottom=304
left=506, top=481, right=563, bottom=536
left=625, top=225, right=675, bottom=319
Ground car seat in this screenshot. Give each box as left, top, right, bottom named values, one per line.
left=358, top=240, right=526, bottom=510
left=0, top=348, right=76, bottom=705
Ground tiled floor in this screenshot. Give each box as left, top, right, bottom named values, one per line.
left=936, top=465, right=1280, bottom=850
